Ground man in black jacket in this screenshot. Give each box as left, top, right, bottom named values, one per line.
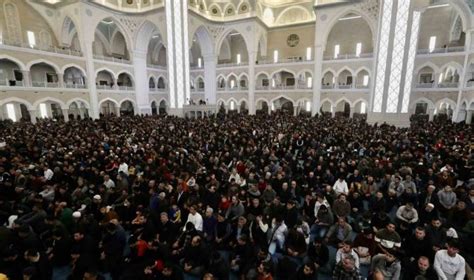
left=403, top=256, right=438, bottom=280
left=24, top=249, right=52, bottom=280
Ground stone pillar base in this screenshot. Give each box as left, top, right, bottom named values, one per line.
left=367, top=112, right=411, bottom=127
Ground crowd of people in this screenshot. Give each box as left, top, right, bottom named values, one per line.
left=0, top=112, right=472, bottom=280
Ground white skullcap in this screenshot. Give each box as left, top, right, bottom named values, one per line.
left=72, top=211, right=81, bottom=218
left=93, top=194, right=102, bottom=200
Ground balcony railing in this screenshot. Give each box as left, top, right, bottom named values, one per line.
left=414, top=82, right=459, bottom=89
left=417, top=46, right=465, bottom=55
left=0, top=39, right=82, bottom=56
left=93, top=55, right=132, bottom=64
left=324, top=53, right=373, bottom=61
left=32, top=81, right=59, bottom=88
left=217, top=62, right=249, bottom=67
left=148, top=64, right=167, bottom=70
left=437, top=82, right=459, bottom=88
left=157, top=88, right=167, bottom=92
left=321, top=84, right=370, bottom=90
left=119, top=86, right=134, bottom=91
left=65, top=83, right=87, bottom=89
left=256, top=58, right=313, bottom=65
left=149, top=88, right=156, bottom=92
left=415, top=83, right=435, bottom=88
left=96, top=85, right=115, bottom=90
left=191, top=88, right=205, bottom=92
left=0, top=80, right=24, bottom=87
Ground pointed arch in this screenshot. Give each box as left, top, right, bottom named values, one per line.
left=336, top=66, right=355, bottom=77
left=270, top=69, right=296, bottom=78
left=215, top=27, right=250, bottom=58
left=335, top=97, right=352, bottom=108
left=95, top=68, right=117, bottom=80
left=223, top=3, right=237, bottom=16
left=323, top=9, right=376, bottom=47
left=270, top=95, right=295, bottom=105
left=0, top=97, right=33, bottom=110
left=33, top=97, right=67, bottom=109
left=0, top=55, right=26, bottom=70
left=275, top=6, right=313, bottom=25
left=99, top=98, right=120, bottom=108
left=66, top=98, right=91, bottom=109
left=208, top=3, right=223, bottom=16
left=189, top=24, right=214, bottom=56
left=61, top=64, right=87, bottom=76
left=135, top=20, right=164, bottom=52
left=27, top=59, right=61, bottom=73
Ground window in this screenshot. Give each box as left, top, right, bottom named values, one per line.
left=307, top=77, right=313, bottom=88
left=334, top=45, right=340, bottom=59
left=230, top=101, right=235, bottom=110
left=306, top=47, right=312, bottom=60
left=429, top=36, right=436, bottom=53
left=230, top=80, right=235, bottom=89
left=271, top=78, right=275, bottom=87
left=197, top=58, right=202, bottom=68
left=273, top=50, right=278, bottom=63
left=236, top=54, right=241, bottom=64
left=6, top=103, right=16, bottom=122
left=27, top=31, right=36, bottom=48
left=356, top=43, right=362, bottom=57
left=0, top=31, right=3, bottom=44
left=363, top=75, right=369, bottom=86
left=305, top=101, right=311, bottom=112
left=438, top=73, right=444, bottom=84
left=39, top=103, right=48, bottom=118
left=361, top=102, right=367, bottom=114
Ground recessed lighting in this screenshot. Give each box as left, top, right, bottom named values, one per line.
left=338, top=15, right=362, bottom=21
left=427, top=3, right=449, bottom=9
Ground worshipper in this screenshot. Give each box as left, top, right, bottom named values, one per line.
left=404, top=256, right=438, bottom=280
left=370, top=250, right=401, bottom=280
left=434, top=239, right=466, bottom=280
left=0, top=113, right=472, bottom=280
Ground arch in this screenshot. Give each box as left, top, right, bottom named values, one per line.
left=95, top=68, right=116, bottom=79
left=135, top=20, right=164, bottom=52
left=93, top=16, right=133, bottom=52
left=410, top=97, right=436, bottom=109
left=0, top=97, right=33, bottom=110
left=439, top=61, right=464, bottom=75
left=215, top=28, right=250, bottom=59
left=434, top=98, right=457, bottom=110
left=217, top=98, right=226, bottom=106
left=61, top=64, right=87, bottom=76
left=223, top=3, right=237, bottom=16
left=119, top=98, right=136, bottom=107
left=26, top=59, right=60, bottom=73
left=60, top=16, right=79, bottom=47
left=355, top=66, right=372, bottom=77
left=322, top=68, right=337, bottom=77
left=238, top=72, right=249, bottom=80
left=0, top=55, right=26, bottom=71
left=117, top=70, right=135, bottom=81
left=270, top=68, right=297, bottom=78
left=226, top=72, right=239, bottom=80
left=336, top=66, right=355, bottom=77
left=98, top=97, right=120, bottom=108
left=335, top=97, right=352, bottom=108
left=296, top=69, right=313, bottom=78
left=255, top=71, right=270, bottom=79
left=66, top=98, right=91, bottom=109
left=189, top=25, right=214, bottom=56
left=227, top=97, right=238, bottom=107
left=237, top=1, right=251, bottom=14
left=208, top=3, right=223, bottom=16
left=320, top=98, right=335, bottom=107
left=157, top=75, right=167, bottom=89
left=323, top=9, right=376, bottom=48
left=32, top=97, right=67, bottom=109
left=238, top=98, right=248, bottom=106
left=414, top=62, right=440, bottom=75
left=353, top=98, right=369, bottom=107
left=274, top=6, right=313, bottom=25
left=270, top=95, right=295, bottom=105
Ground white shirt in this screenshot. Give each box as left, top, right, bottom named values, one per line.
left=336, top=248, right=360, bottom=268
left=333, top=180, right=349, bottom=195
left=434, top=250, right=465, bottom=280
left=314, top=199, right=330, bottom=217
left=44, top=169, right=54, bottom=181
left=104, top=179, right=115, bottom=189
left=185, top=212, right=203, bottom=231
left=118, top=163, right=129, bottom=176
